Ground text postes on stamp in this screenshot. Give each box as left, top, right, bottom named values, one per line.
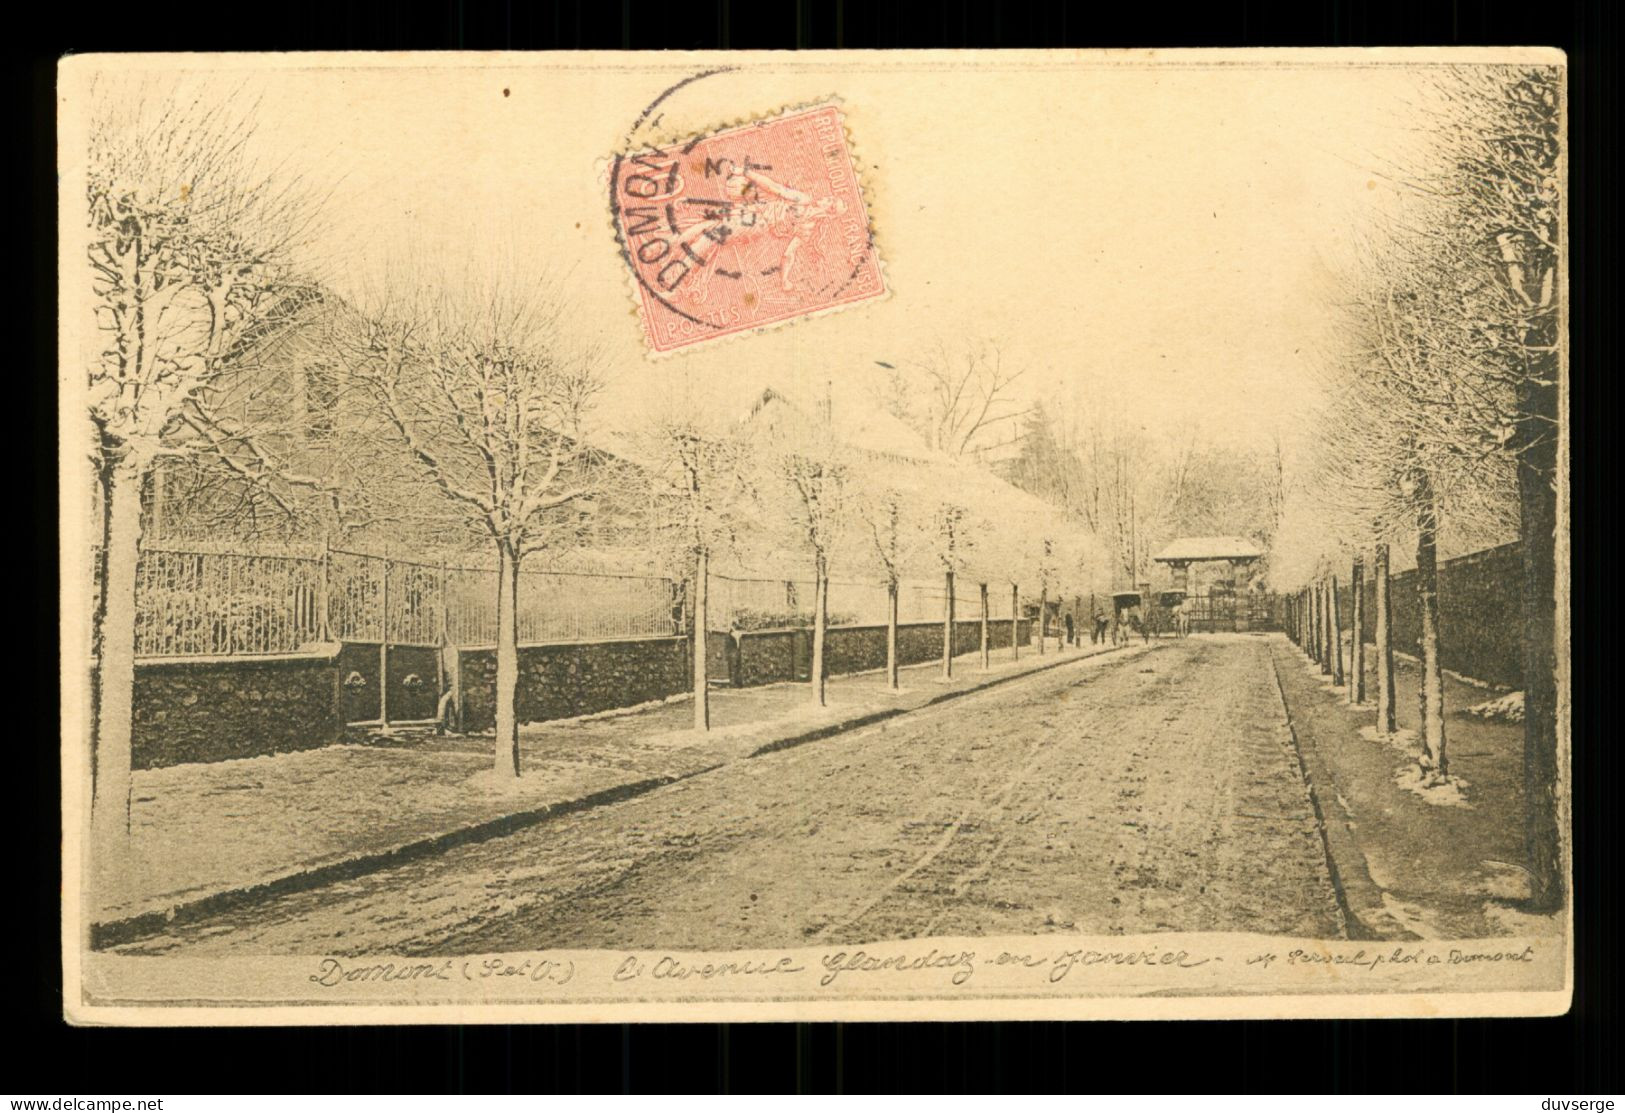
left=611, top=103, right=886, bottom=355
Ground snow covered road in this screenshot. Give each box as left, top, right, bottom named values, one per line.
left=117, top=636, right=1344, bottom=955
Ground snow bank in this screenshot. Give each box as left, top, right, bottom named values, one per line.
left=1393, top=764, right=1473, bottom=808
left=1466, top=691, right=1525, bottom=724
left=1360, top=724, right=1418, bottom=754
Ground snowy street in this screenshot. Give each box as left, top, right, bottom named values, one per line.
left=118, top=635, right=1345, bottom=956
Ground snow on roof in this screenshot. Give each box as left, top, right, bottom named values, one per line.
left=745, top=385, right=947, bottom=465
left=1153, top=536, right=1265, bottom=563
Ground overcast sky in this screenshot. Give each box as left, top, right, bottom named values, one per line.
left=85, top=53, right=1451, bottom=472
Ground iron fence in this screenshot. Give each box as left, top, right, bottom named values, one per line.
left=129, top=544, right=679, bottom=658
left=134, top=547, right=324, bottom=657
left=706, top=573, right=1014, bottom=632
left=127, top=543, right=1035, bottom=659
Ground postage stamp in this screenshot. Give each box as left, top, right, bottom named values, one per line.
left=609, top=102, right=886, bottom=355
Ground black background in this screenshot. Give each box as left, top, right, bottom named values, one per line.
left=17, top=0, right=1615, bottom=1094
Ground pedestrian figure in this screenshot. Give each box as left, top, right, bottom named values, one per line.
left=1064, top=612, right=1075, bottom=647
left=1093, top=609, right=1109, bottom=644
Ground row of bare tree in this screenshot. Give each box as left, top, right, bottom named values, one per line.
left=642, top=395, right=1090, bottom=731
left=1288, top=550, right=1404, bottom=740
left=79, top=89, right=1092, bottom=883
left=1284, top=66, right=1562, bottom=908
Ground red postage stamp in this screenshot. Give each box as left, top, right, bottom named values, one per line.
left=609, top=103, right=886, bottom=355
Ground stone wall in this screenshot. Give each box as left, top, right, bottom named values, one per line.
left=736, top=629, right=801, bottom=688
left=457, top=636, right=690, bottom=731
left=132, top=645, right=343, bottom=769
left=1348, top=541, right=1524, bottom=689
left=726, top=618, right=1031, bottom=687
left=335, top=642, right=443, bottom=723
left=129, top=614, right=1039, bottom=766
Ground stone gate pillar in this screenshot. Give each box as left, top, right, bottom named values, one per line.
left=1170, top=561, right=1190, bottom=593
left=1231, top=559, right=1251, bottom=632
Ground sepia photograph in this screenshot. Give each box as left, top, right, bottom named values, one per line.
left=57, top=48, right=1571, bottom=1024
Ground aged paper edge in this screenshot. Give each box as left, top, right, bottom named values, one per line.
left=57, top=47, right=1574, bottom=1026
left=57, top=47, right=1569, bottom=71
left=66, top=990, right=1575, bottom=1027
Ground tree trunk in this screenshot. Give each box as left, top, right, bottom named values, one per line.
left=979, top=583, right=990, bottom=670
left=886, top=578, right=900, bottom=690
left=1319, top=579, right=1331, bottom=675
left=1317, top=583, right=1326, bottom=664
left=941, top=569, right=955, bottom=679
left=91, top=450, right=143, bottom=880
left=434, top=558, right=449, bottom=730
left=1518, top=365, right=1562, bottom=909
left=1495, top=223, right=1562, bottom=908
left=811, top=554, right=828, bottom=706
left=692, top=547, right=710, bottom=731
left=1331, top=573, right=1345, bottom=686
left=1414, top=478, right=1447, bottom=780
left=378, top=558, right=391, bottom=732
left=494, top=539, right=521, bottom=777
left=1037, top=587, right=1047, bottom=655
left=1375, top=543, right=1397, bottom=734
left=1309, top=584, right=1320, bottom=663
left=1011, top=584, right=1020, bottom=660
left=1351, top=557, right=1366, bottom=704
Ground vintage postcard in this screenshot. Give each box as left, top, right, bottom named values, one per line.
left=58, top=48, right=1571, bottom=1024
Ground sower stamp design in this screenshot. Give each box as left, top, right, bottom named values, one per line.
left=611, top=103, right=886, bottom=354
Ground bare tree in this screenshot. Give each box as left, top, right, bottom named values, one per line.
left=83, top=84, right=325, bottom=868
left=856, top=484, right=927, bottom=690
left=633, top=410, right=757, bottom=730
left=1311, top=65, right=1560, bottom=834
left=1436, top=65, right=1564, bottom=909
left=879, top=340, right=1028, bottom=459
left=767, top=422, right=851, bottom=707
left=931, top=502, right=973, bottom=677
left=1310, top=236, right=1524, bottom=784
left=334, top=266, right=604, bottom=776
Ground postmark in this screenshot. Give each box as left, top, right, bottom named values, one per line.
left=609, top=101, right=887, bottom=355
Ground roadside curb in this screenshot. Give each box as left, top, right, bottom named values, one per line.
left=1267, top=639, right=1392, bottom=943
left=92, top=644, right=1126, bottom=950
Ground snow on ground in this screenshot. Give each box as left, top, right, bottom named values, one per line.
left=1473, top=859, right=1536, bottom=902
left=1482, top=901, right=1565, bottom=938
left=461, top=765, right=568, bottom=797
left=1360, top=724, right=1419, bottom=753
left=118, top=636, right=1345, bottom=956
left=637, top=695, right=892, bottom=750
left=1393, top=764, right=1473, bottom=808
left=1466, top=691, right=1525, bottom=724
left=1379, top=892, right=1443, bottom=940
left=543, top=690, right=692, bottom=726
